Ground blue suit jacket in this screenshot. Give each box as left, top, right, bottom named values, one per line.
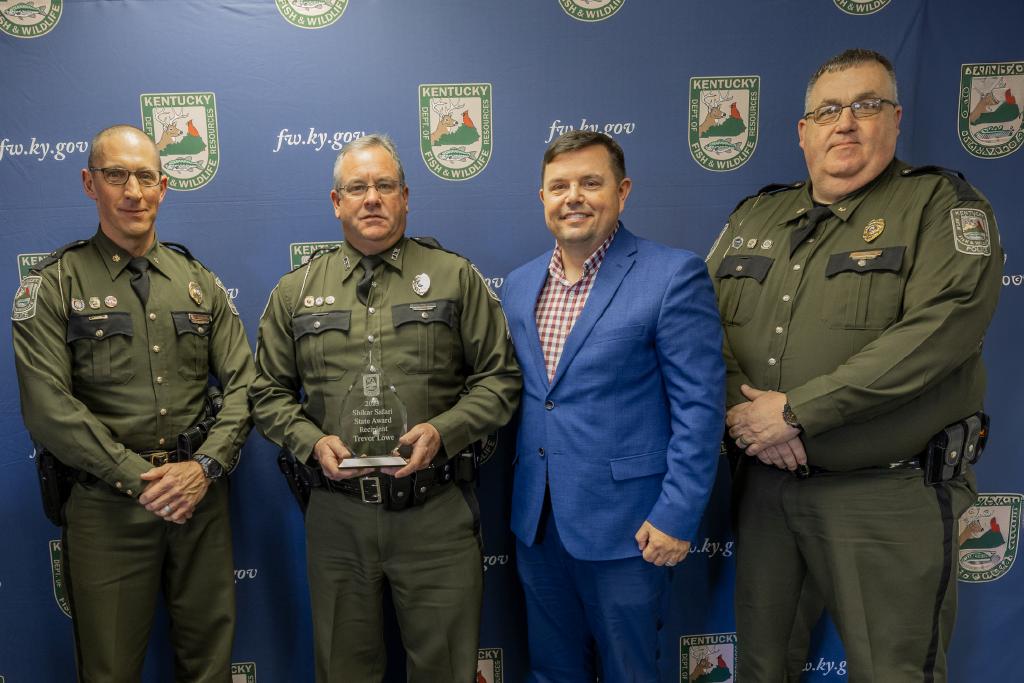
left=504, top=226, right=725, bottom=561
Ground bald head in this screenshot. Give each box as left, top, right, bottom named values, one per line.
left=88, top=125, right=161, bottom=170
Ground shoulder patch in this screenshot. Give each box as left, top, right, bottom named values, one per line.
left=11, top=275, right=42, bottom=321
left=470, top=263, right=501, bottom=303
left=29, top=240, right=89, bottom=274
left=212, top=275, right=240, bottom=316
left=900, top=165, right=981, bottom=202
left=950, top=208, right=992, bottom=256
left=730, top=181, right=804, bottom=215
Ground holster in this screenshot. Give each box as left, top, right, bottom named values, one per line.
left=921, top=412, right=990, bottom=485
left=176, top=385, right=225, bottom=461
left=277, top=449, right=314, bottom=514
left=35, top=448, right=78, bottom=527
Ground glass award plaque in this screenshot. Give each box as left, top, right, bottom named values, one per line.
left=339, top=362, right=409, bottom=468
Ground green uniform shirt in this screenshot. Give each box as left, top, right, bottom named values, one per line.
left=706, top=160, right=1002, bottom=469
left=250, top=236, right=522, bottom=462
left=12, top=228, right=255, bottom=497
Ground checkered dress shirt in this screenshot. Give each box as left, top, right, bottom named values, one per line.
left=534, top=228, right=617, bottom=382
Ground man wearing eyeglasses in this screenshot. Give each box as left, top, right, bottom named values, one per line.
left=249, top=133, right=520, bottom=681
left=11, top=125, right=254, bottom=681
left=707, top=49, right=1002, bottom=681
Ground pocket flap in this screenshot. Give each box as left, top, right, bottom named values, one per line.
left=826, top=246, right=905, bottom=277
left=609, top=451, right=668, bottom=481
left=66, top=312, right=132, bottom=342
left=171, top=311, right=213, bottom=337
left=716, top=254, right=774, bottom=283
left=293, top=310, right=351, bottom=340
left=392, top=299, right=456, bottom=328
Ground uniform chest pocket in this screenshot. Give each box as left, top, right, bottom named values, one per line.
left=172, top=312, right=213, bottom=380
left=392, top=299, right=457, bottom=374
left=715, top=254, right=774, bottom=326
left=821, top=247, right=905, bottom=330
left=67, top=313, right=134, bottom=385
left=293, top=310, right=352, bottom=380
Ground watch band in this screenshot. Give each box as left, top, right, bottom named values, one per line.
left=194, top=454, right=224, bottom=480
left=782, top=403, right=802, bottom=429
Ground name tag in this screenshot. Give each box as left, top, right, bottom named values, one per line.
left=849, top=249, right=883, bottom=261
left=188, top=313, right=211, bottom=324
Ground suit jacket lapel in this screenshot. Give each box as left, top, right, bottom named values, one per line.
left=521, top=253, right=554, bottom=389
left=549, top=228, right=637, bottom=391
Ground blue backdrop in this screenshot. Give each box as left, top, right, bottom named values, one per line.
left=1, top=1, right=1021, bottom=681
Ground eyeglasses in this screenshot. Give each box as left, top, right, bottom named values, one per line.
left=89, top=167, right=162, bottom=187
left=337, top=179, right=402, bottom=198
left=803, top=98, right=898, bottom=125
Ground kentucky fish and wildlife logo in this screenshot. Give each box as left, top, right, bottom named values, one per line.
left=230, top=661, right=257, bottom=682
left=958, top=62, right=1024, bottom=159
left=419, top=83, right=493, bottom=181
left=689, top=76, right=759, bottom=171
left=558, top=0, right=625, bottom=22
left=0, top=0, right=61, bottom=38
left=833, top=0, right=891, bottom=15
left=680, top=632, right=736, bottom=682
left=140, top=92, right=220, bottom=191
left=49, top=539, right=72, bottom=618
left=958, top=493, right=1021, bottom=583
left=275, top=0, right=347, bottom=29
left=476, top=648, right=502, bottom=683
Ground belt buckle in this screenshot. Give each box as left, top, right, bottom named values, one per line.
left=359, top=475, right=382, bottom=504
left=150, top=451, right=170, bottom=466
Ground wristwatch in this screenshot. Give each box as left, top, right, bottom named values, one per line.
left=194, top=454, right=224, bottom=480
left=782, top=403, right=802, bottom=430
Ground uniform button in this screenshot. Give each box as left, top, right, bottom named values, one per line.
left=807, top=238, right=815, bottom=243
left=159, top=408, right=168, bottom=416
left=857, top=259, right=867, bottom=267
left=367, top=335, right=375, bottom=342
left=149, top=313, right=156, bottom=321
left=544, top=400, right=555, bottom=410
left=419, top=486, right=427, bottom=494
left=156, top=376, right=164, bottom=384
left=368, top=307, right=376, bottom=314
left=775, top=326, right=784, bottom=334
left=158, top=437, right=166, bottom=446
left=421, top=312, right=429, bottom=319
left=538, top=448, right=545, bottom=457
left=396, top=491, right=405, bottom=498
left=782, top=294, right=791, bottom=302
left=95, top=329, right=104, bottom=338
left=115, top=481, right=123, bottom=489
left=125, top=489, right=133, bottom=496
left=371, top=282, right=377, bottom=288
left=735, top=265, right=744, bottom=272
left=901, top=169, right=911, bottom=176
left=768, top=358, right=777, bottom=366
left=152, top=345, right=160, bottom=353
left=197, top=326, right=205, bottom=333
left=313, top=321, right=321, bottom=329
left=792, top=264, right=801, bottom=271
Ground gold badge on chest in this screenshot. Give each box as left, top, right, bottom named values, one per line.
left=188, top=281, right=203, bottom=306
left=863, top=218, right=885, bottom=243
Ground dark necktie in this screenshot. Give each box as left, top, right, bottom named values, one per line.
left=356, top=255, right=382, bottom=305
left=126, top=257, right=151, bottom=306
left=789, top=205, right=832, bottom=258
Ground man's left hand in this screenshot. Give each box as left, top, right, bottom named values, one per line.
left=635, top=520, right=691, bottom=566
left=139, top=461, right=210, bottom=524
left=726, top=384, right=800, bottom=454
left=384, top=422, right=442, bottom=479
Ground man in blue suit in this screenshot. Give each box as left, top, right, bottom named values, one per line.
left=503, top=131, right=725, bottom=681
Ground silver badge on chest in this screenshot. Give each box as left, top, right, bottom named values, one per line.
left=412, top=273, right=431, bottom=297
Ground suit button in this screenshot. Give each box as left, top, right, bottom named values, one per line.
left=538, top=448, right=545, bottom=457
left=544, top=400, right=554, bottom=410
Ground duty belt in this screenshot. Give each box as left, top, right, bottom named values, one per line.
left=790, top=456, right=922, bottom=479
left=312, top=460, right=461, bottom=511
left=138, top=449, right=188, bottom=467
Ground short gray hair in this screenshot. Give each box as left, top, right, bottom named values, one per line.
left=804, top=48, right=899, bottom=112
left=332, top=133, right=405, bottom=189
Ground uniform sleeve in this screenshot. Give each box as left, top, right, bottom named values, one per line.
left=12, top=266, right=150, bottom=495
left=427, top=263, right=523, bottom=455
left=249, top=280, right=327, bottom=462
left=197, top=271, right=255, bottom=471
left=646, top=254, right=726, bottom=542
left=706, top=213, right=755, bottom=408
left=787, top=183, right=1002, bottom=436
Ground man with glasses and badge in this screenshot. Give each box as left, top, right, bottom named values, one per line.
left=249, top=133, right=520, bottom=681
left=11, top=125, right=255, bottom=681
left=707, top=49, right=1002, bottom=681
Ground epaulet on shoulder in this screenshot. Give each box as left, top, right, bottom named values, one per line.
left=292, top=244, right=340, bottom=272
left=30, top=239, right=89, bottom=273
left=163, top=241, right=214, bottom=272
left=731, top=181, right=804, bottom=214
left=899, top=165, right=980, bottom=202
left=410, top=236, right=466, bottom=260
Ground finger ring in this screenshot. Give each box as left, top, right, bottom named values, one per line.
left=737, top=437, right=749, bottom=448
left=162, top=505, right=172, bottom=514
left=667, top=562, right=676, bottom=567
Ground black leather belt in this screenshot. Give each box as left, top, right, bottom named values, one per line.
left=138, top=449, right=187, bottom=466
left=312, top=460, right=459, bottom=510
left=751, top=454, right=922, bottom=479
